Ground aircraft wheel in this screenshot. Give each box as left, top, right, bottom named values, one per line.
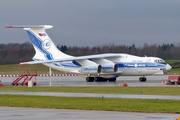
left=95, top=77, right=107, bottom=82
left=139, top=77, right=147, bottom=82
left=86, top=77, right=94, bottom=82
left=94, top=77, right=101, bottom=82
left=108, top=78, right=116, bottom=82
left=94, top=77, right=98, bottom=82
left=100, top=78, right=108, bottom=82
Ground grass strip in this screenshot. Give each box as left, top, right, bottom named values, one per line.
left=2, top=86, right=180, bottom=95
left=0, top=94, right=180, bottom=113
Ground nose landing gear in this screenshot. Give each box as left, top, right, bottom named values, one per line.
left=139, top=76, right=147, bottom=82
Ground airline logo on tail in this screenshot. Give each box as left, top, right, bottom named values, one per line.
left=43, top=39, right=51, bottom=50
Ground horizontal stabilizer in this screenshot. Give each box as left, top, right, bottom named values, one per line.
left=20, top=60, right=47, bottom=65
left=5, top=25, right=53, bottom=29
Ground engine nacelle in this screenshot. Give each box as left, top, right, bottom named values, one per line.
left=78, top=65, right=102, bottom=74
left=101, top=64, right=118, bottom=73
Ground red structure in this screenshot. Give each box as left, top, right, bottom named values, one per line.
left=11, top=70, right=38, bottom=86
left=168, top=76, right=180, bottom=85
left=121, top=82, right=128, bottom=87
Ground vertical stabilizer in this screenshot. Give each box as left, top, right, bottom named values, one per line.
left=5, top=25, right=71, bottom=61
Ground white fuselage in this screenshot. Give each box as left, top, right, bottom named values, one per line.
left=43, top=54, right=169, bottom=78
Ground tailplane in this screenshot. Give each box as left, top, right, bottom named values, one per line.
left=5, top=25, right=71, bottom=60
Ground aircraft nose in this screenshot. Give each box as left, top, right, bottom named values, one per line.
left=166, top=64, right=172, bottom=71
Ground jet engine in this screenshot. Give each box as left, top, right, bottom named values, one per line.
left=78, top=65, right=102, bottom=74
left=101, top=64, right=118, bottom=73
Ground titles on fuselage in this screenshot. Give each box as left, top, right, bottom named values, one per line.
left=124, top=63, right=157, bottom=67
left=132, top=60, right=143, bottom=62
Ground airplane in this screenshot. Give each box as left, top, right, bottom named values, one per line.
left=5, top=25, right=172, bottom=82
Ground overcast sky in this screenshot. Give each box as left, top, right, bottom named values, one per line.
left=1, top=0, right=180, bottom=47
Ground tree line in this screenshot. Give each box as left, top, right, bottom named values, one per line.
left=0, top=42, right=179, bottom=65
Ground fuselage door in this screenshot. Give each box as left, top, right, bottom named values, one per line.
left=135, top=63, right=142, bottom=73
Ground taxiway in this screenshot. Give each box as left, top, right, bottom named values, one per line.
left=0, top=107, right=178, bottom=120
left=0, top=75, right=170, bottom=86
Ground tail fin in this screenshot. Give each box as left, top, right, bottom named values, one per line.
left=5, top=25, right=71, bottom=60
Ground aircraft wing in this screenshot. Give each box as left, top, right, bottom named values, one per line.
left=20, top=53, right=121, bottom=65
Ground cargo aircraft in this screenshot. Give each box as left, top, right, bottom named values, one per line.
left=5, top=25, right=172, bottom=82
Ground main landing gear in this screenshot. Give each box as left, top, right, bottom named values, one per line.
left=86, top=77, right=116, bottom=82
left=139, top=76, right=147, bottom=82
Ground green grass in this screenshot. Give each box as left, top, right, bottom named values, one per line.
left=0, top=95, right=179, bottom=113
left=1, top=86, right=180, bottom=113
left=165, top=60, right=180, bottom=65
left=1, top=86, right=180, bottom=95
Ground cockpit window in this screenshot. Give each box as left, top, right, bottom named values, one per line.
left=154, top=59, right=166, bottom=64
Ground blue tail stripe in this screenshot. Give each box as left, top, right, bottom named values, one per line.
left=26, top=30, right=53, bottom=60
